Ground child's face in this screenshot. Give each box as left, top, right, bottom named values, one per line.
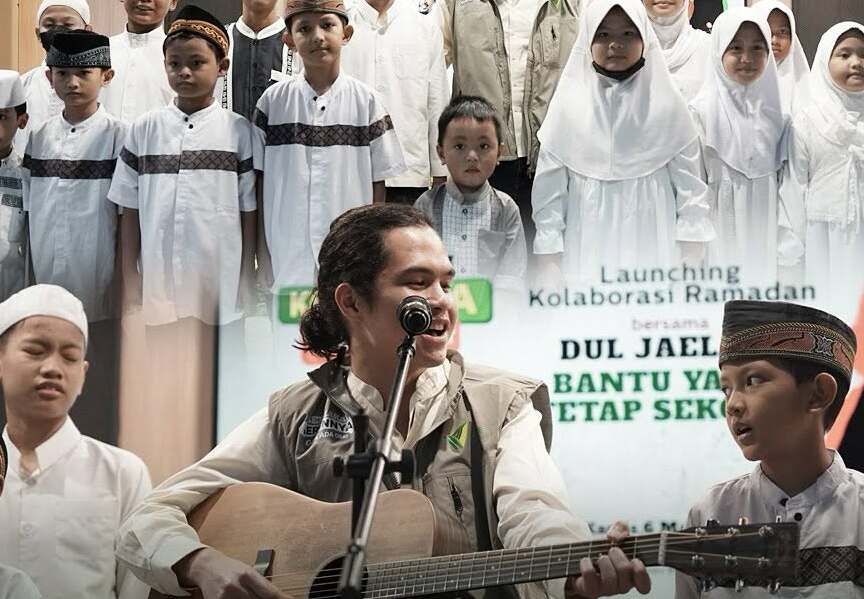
left=766, top=9, right=792, bottom=64
left=286, top=13, right=353, bottom=67
left=47, top=67, right=114, bottom=110
left=722, top=22, right=769, bottom=85
left=243, top=0, right=279, bottom=13
left=436, top=116, right=502, bottom=193
left=165, top=37, right=230, bottom=100
left=0, top=108, right=28, bottom=153
left=829, top=30, right=864, bottom=93
left=721, top=360, right=821, bottom=464
left=591, top=7, right=644, bottom=72
left=36, top=5, right=86, bottom=34
left=0, top=317, right=88, bottom=427
left=122, top=0, right=177, bottom=30
left=642, top=0, right=684, bottom=19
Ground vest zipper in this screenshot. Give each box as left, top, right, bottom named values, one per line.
left=449, top=478, right=464, bottom=520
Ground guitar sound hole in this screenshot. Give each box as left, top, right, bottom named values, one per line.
left=310, top=558, right=368, bottom=599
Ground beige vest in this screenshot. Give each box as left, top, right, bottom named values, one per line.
left=444, top=0, right=580, bottom=163
left=267, top=351, right=552, bottom=588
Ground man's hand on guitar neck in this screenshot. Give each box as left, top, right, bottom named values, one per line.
left=174, top=547, right=291, bottom=599
left=565, top=522, right=651, bottom=598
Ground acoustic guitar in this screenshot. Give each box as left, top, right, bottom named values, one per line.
left=149, top=483, right=799, bottom=598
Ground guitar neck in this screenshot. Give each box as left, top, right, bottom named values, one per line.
left=363, top=534, right=665, bottom=598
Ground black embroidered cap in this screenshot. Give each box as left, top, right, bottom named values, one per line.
left=719, top=300, right=857, bottom=388
left=166, top=4, right=230, bottom=56
left=46, top=29, right=111, bottom=68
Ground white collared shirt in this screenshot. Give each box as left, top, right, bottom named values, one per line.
left=0, top=149, right=26, bottom=300
left=496, top=0, right=539, bottom=158
left=102, top=26, right=174, bottom=123
left=0, top=419, right=152, bottom=599
left=109, top=100, right=256, bottom=326
left=675, top=452, right=864, bottom=598
left=115, top=358, right=587, bottom=599
left=14, top=64, right=64, bottom=150
left=341, top=0, right=449, bottom=187
left=252, top=74, right=405, bottom=289
left=22, top=105, right=127, bottom=322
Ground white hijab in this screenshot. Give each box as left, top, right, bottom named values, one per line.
left=538, top=0, right=697, bottom=181
left=805, top=22, right=864, bottom=228
left=753, top=0, right=810, bottom=115
left=690, top=8, right=787, bottom=179
left=646, top=0, right=710, bottom=72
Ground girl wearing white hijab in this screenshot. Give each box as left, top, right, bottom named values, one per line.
left=643, top=0, right=711, bottom=100
left=689, top=8, right=791, bottom=284
left=533, top=0, right=714, bottom=284
left=753, top=0, right=810, bottom=115
left=783, top=23, right=864, bottom=320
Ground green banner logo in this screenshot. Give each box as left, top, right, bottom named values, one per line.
left=277, top=279, right=493, bottom=324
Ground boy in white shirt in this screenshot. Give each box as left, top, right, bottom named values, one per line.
left=253, top=0, right=405, bottom=292
left=0, top=71, right=29, bottom=301
left=0, top=284, right=152, bottom=599
left=102, top=0, right=176, bottom=122
left=23, top=30, right=126, bottom=443
left=676, top=300, right=863, bottom=598
left=15, top=0, right=91, bottom=149
left=341, top=0, right=448, bottom=204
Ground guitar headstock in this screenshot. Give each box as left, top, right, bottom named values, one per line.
left=662, top=520, right=799, bottom=592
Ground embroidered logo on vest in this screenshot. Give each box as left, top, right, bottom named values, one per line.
left=447, top=421, right=470, bottom=451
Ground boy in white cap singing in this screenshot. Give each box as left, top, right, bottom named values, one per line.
left=0, top=71, right=29, bottom=301
left=15, top=0, right=91, bottom=149
left=0, top=284, right=152, bottom=599
left=0, top=437, right=42, bottom=599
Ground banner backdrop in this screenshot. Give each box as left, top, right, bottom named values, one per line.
left=216, top=268, right=863, bottom=598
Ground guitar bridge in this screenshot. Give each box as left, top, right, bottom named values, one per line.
left=254, top=549, right=275, bottom=578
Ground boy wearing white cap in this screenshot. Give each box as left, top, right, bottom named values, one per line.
left=14, top=0, right=91, bottom=150
left=0, top=284, right=152, bottom=599
left=0, top=437, right=42, bottom=599
left=0, top=71, right=29, bottom=301
left=102, top=0, right=177, bottom=122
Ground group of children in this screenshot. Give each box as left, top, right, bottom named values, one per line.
left=534, top=0, right=864, bottom=301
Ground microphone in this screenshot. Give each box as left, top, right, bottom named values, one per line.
left=397, top=296, right=432, bottom=336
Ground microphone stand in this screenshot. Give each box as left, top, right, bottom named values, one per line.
left=336, top=334, right=418, bottom=599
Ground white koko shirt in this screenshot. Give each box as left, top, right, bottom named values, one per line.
left=102, top=26, right=174, bottom=123
left=341, top=0, right=449, bottom=187
left=109, top=101, right=256, bottom=326
left=0, top=419, right=152, bottom=599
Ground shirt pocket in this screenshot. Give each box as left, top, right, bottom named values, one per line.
left=422, top=470, right=477, bottom=552
left=394, top=49, right=425, bottom=81
left=537, top=19, right=561, bottom=67
left=55, top=498, right=117, bottom=561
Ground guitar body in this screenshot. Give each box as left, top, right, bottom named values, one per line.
left=149, top=483, right=445, bottom=599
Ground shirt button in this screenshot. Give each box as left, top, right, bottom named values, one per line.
left=460, top=267, right=466, bottom=273
left=21, top=523, right=34, bottom=536
left=462, top=208, right=468, bottom=215
left=793, top=513, right=803, bottom=521
left=70, top=128, right=76, bottom=133
left=461, top=234, right=467, bottom=240
left=320, top=106, right=325, bottom=111
left=188, top=124, right=193, bottom=129
left=184, top=116, right=189, bottom=122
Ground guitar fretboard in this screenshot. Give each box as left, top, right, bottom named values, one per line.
left=363, top=535, right=664, bottom=598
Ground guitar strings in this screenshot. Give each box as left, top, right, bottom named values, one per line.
left=255, top=530, right=781, bottom=591
left=261, top=530, right=778, bottom=587
left=270, top=548, right=794, bottom=599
